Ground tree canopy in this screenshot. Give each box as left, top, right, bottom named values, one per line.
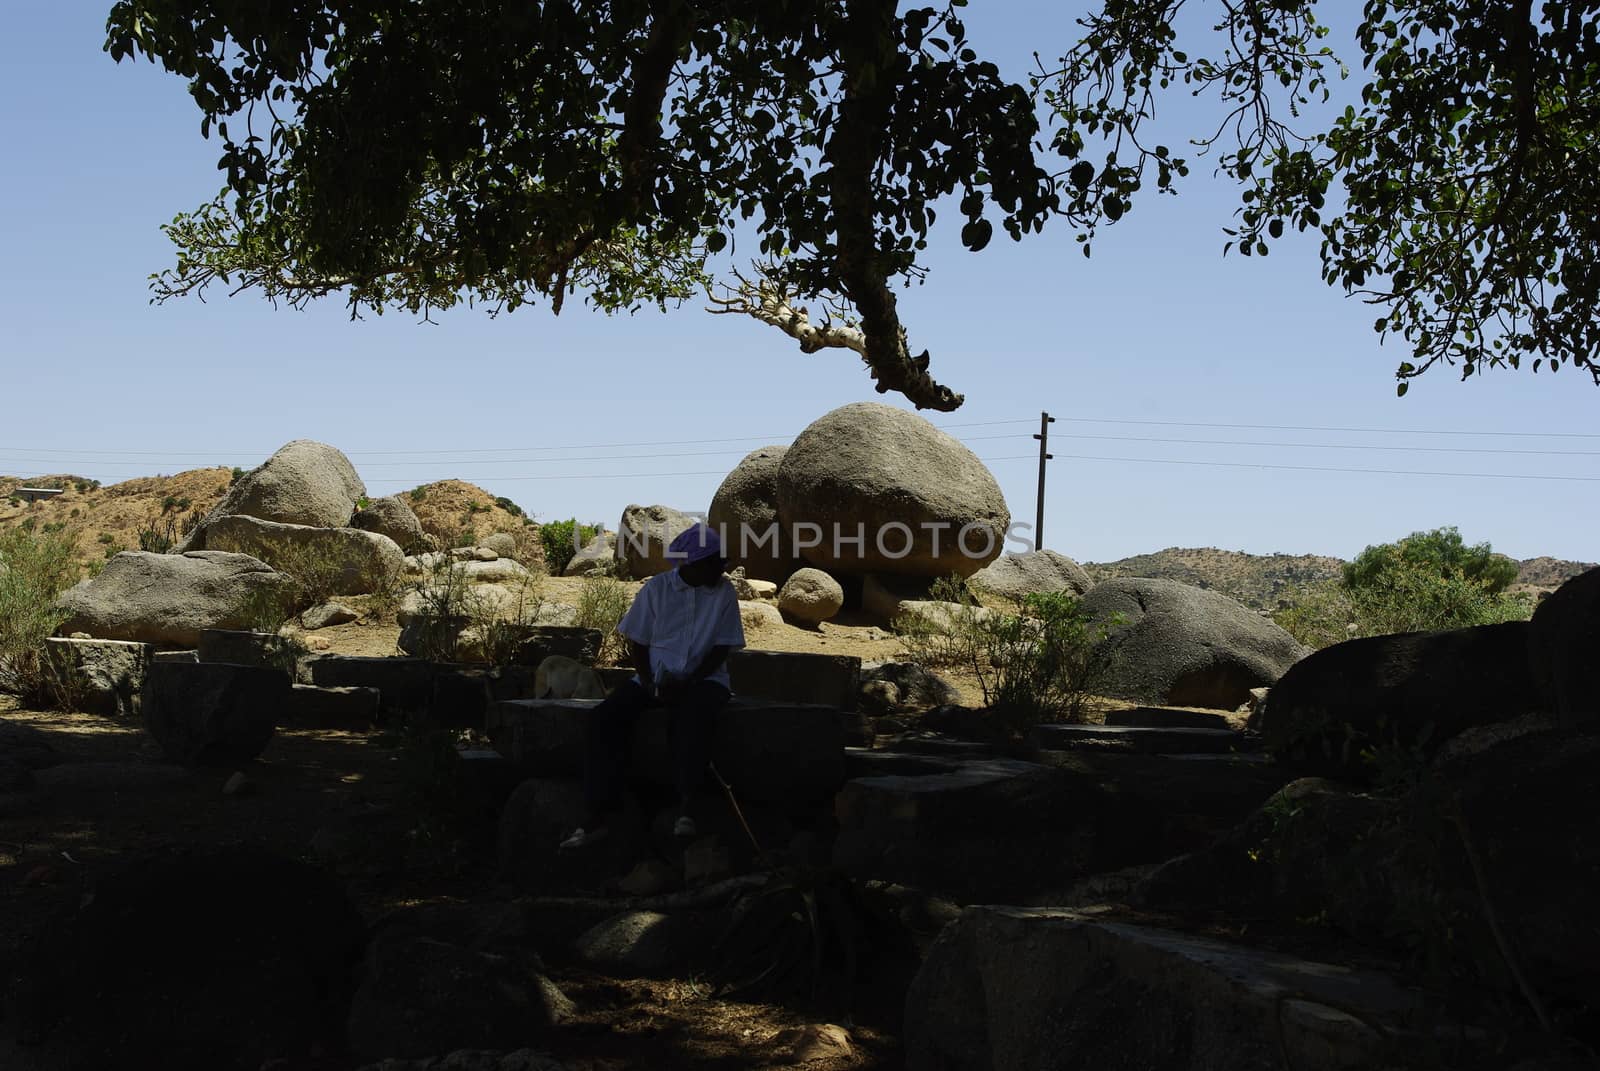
left=106, top=1, right=1600, bottom=409
left=1343, top=525, right=1521, bottom=594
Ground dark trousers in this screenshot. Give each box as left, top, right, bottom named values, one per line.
left=584, top=678, right=729, bottom=815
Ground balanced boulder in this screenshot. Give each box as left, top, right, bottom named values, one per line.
left=1255, top=621, right=1540, bottom=777
left=778, top=567, right=844, bottom=624
left=56, top=551, right=294, bottom=647
left=969, top=549, right=1093, bottom=601
left=776, top=403, right=1010, bottom=578
left=563, top=530, right=616, bottom=576
left=1082, top=578, right=1306, bottom=710
left=1528, top=565, right=1600, bottom=719
left=181, top=440, right=365, bottom=550
left=205, top=515, right=405, bottom=596
left=614, top=504, right=698, bottom=578
left=352, top=495, right=429, bottom=554
left=708, top=445, right=802, bottom=582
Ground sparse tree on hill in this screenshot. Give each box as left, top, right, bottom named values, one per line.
left=108, top=1, right=1600, bottom=407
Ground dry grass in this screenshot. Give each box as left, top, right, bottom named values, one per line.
left=406, top=479, right=544, bottom=565
left=0, top=469, right=232, bottom=570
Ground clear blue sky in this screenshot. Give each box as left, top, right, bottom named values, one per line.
left=2, top=4, right=1595, bottom=563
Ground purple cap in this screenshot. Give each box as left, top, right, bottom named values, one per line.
left=668, top=523, right=723, bottom=566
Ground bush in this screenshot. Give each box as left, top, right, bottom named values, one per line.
left=575, top=574, right=632, bottom=663
left=891, top=575, right=984, bottom=668
left=1344, top=526, right=1519, bottom=595
left=1275, top=554, right=1532, bottom=649
left=0, top=526, right=81, bottom=705
left=539, top=518, right=600, bottom=575
left=968, top=592, right=1120, bottom=735
left=409, top=485, right=427, bottom=502
left=494, top=496, right=524, bottom=518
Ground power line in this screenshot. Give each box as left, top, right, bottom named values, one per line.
left=1045, top=453, right=1600, bottom=482
left=1053, top=415, right=1600, bottom=439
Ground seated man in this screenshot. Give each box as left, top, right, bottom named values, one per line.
left=560, top=523, right=745, bottom=849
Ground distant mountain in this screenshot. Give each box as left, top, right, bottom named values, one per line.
left=1083, top=547, right=1595, bottom=609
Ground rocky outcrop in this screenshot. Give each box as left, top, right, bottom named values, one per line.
left=181, top=440, right=365, bottom=550
left=1255, top=621, right=1540, bottom=777
left=859, top=661, right=959, bottom=714
left=708, top=445, right=801, bottom=582
left=613, top=504, right=698, bottom=578
left=775, top=403, right=1009, bottom=578
left=1082, top=578, right=1307, bottom=710
left=969, top=549, right=1093, bottom=601
left=42, top=637, right=150, bottom=717
left=562, top=530, right=616, bottom=576
left=352, top=495, right=429, bottom=554
left=56, top=551, right=294, bottom=647
left=205, top=515, right=406, bottom=596
left=777, top=567, right=844, bottom=624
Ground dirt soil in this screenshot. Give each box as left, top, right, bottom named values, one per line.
left=0, top=697, right=901, bottom=1070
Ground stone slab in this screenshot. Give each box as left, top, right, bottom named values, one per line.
left=728, top=649, right=861, bottom=711
left=1031, top=723, right=1250, bottom=755
left=1103, top=706, right=1234, bottom=730
left=301, top=656, right=436, bottom=713
left=285, top=684, right=381, bottom=731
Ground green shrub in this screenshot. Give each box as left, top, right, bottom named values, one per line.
left=539, top=518, right=600, bottom=575
left=1276, top=553, right=1532, bottom=649
left=1344, top=526, right=1519, bottom=595
left=409, top=485, right=427, bottom=502
left=229, top=467, right=246, bottom=485
left=494, top=496, right=525, bottom=518
left=968, top=592, right=1120, bottom=735
left=137, top=513, right=182, bottom=553
left=575, top=574, right=632, bottom=663
left=890, top=574, right=984, bottom=668
left=0, top=525, right=81, bottom=705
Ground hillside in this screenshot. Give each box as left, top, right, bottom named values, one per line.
left=1084, top=546, right=1596, bottom=608
left=1, top=471, right=543, bottom=573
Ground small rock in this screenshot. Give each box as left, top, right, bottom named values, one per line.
left=301, top=602, right=360, bottom=630
left=223, top=771, right=254, bottom=796
left=781, top=1023, right=853, bottom=1063
left=682, top=836, right=732, bottom=887
left=307, top=636, right=332, bottom=651
left=472, top=546, right=500, bottom=562
left=778, top=567, right=845, bottom=625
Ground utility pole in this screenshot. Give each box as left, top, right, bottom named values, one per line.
left=1033, top=411, right=1055, bottom=551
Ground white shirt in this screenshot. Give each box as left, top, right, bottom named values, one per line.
left=617, top=569, right=746, bottom=689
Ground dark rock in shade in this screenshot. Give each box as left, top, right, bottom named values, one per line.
left=347, top=903, right=574, bottom=1063
left=0, top=720, right=64, bottom=772
left=495, top=776, right=647, bottom=895
left=904, top=907, right=1441, bottom=1071
left=1528, top=565, right=1600, bottom=718
left=303, top=655, right=436, bottom=713
left=1104, top=705, right=1234, bottom=730
left=858, top=661, right=960, bottom=714
left=1081, top=577, right=1307, bottom=709
left=55, top=550, right=294, bottom=648
left=708, top=445, right=804, bottom=582
left=728, top=648, right=861, bottom=710
left=1134, top=719, right=1600, bottom=1016
left=572, top=910, right=719, bottom=978
left=510, top=626, right=604, bottom=667
left=10, top=846, right=365, bottom=1070
left=42, top=637, right=150, bottom=717
left=284, top=684, right=381, bottom=730
left=775, top=402, right=1010, bottom=578
left=486, top=697, right=845, bottom=808
left=353, top=1052, right=568, bottom=1071
left=1255, top=620, right=1540, bottom=778
left=1030, top=723, right=1249, bottom=755
left=198, top=628, right=300, bottom=672
left=968, top=549, right=1093, bottom=601
left=141, top=661, right=288, bottom=766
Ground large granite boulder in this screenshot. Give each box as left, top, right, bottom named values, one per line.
left=969, top=549, right=1093, bottom=601
left=775, top=403, right=1009, bottom=578
left=613, top=504, right=698, bottom=578
left=562, top=531, right=616, bottom=576
left=904, top=907, right=1438, bottom=1071
left=708, top=445, right=802, bottom=582
left=181, top=440, right=365, bottom=550
left=1528, top=565, right=1600, bottom=719
left=204, top=515, right=405, bottom=597
left=56, top=551, right=294, bottom=647
left=1255, top=621, right=1540, bottom=777
left=141, top=661, right=288, bottom=766
left=352, top=495, right=429, bottom=554
left=1081, top=578, right=1307, bottom=710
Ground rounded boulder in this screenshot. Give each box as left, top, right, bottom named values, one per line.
left=775, top=402, right=1009, bottom=577
left=708, top=445, right=802, bottom=582
left=1082, top=577, right=1308, bottom=710
left=778, top=567, right=845, bottom=625
left=969, top=550, right=1093, bottom=601
left=352, top=495, right=429, bottom=554
left=614, top=504, right=698, bottom=578
left=183, top=440, right=366, bottom=549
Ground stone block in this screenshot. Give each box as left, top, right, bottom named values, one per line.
left=140, top=661, right=290, bottom=766
left=197, top=629, right=298, bottom=672
left=43, top=637, right=150, bottom=717
left=284, top=684, right=381, bottom=730
left=728, top=648, right=861, bottom=710
left=510, top=626, right=604, bottom=667
left=485, top=696, right=846, bottom=807
left=1030, top=723, right=1251, bottom=755
left=1103, top=706, right=1234, bottom=730
left=302, top=656, right=435, bottom=713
